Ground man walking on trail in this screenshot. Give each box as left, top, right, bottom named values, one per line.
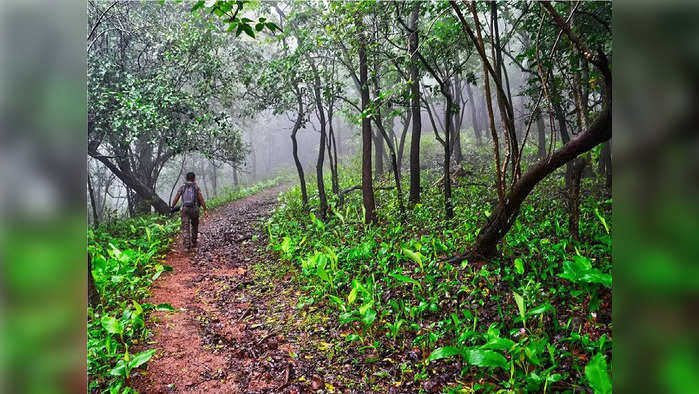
left=171, top=172, right=208, bottom=250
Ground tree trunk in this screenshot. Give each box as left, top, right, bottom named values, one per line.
left=373, top=130, right=385, bottom=178
left=443, top=94, right=454, bottom=219
left=536, top=111, right=546, bottom=160
left=600, top=140, right=612, bottom=188
left=465, top=83, right=482, bottom=146
left=327, top=102, right=340, bottom=195
left=168, top=154, right=186, bottom=206
left=87, top=173, right=100, bottom=225
left=474, top=103, right=610, bottom=257
left=358, top=28, right=376, bottom=224
left=451, top=80, right=464, bottom=164
left=210, top=161, right=218, bottom=198
left=88, top=254, right=100, bottom=307
left=567, top=157, right=586, bottom=241
left=89, top=150, right=171, bottom=215
left=309, top=60, right=329, bottom=220
left=397, top=110, right=412, bottom=171
left=408, top=2, right=422, bottom=204
left=371, top=77, right=406, bottom=216
left=291, top=91, right=309, bottom=208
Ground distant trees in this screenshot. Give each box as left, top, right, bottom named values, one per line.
left=87, top=3, right=248, bottom=214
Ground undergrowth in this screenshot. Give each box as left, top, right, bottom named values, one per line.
left=267, top=155, right=612, bottom=393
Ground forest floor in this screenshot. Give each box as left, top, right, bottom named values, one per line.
left=130, top=184, right=300, bottom=393
left=131, top=184, right=368, bottom=393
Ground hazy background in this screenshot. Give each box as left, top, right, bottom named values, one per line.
left=1, top=0, right=698, bottom=392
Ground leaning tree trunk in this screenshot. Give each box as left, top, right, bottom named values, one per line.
left=89, top=151, right=170, bottom=215
left=358, top=27, right=376, bottom=224
left=474, top=103, right=611, bottom=257
left=408, top=2, right=422, bottom=204
left=397, top=110, right=412, bottom=172
left=461, top=0, right=614, bottom=259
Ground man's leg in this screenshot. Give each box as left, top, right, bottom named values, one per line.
left=191, top=211, right=200, bottom=247
left=181, top=210, right=191, bottom=249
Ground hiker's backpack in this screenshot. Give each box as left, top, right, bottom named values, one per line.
left=182, top=183, right=198, bottom=208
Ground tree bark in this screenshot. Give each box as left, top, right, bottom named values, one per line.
left=451, top=80, right=464, bottom=164
left=89, top=151, right=170, bottom=214
left=408, top=2, right=422, bottom=204
left=465, top=83, right=482, bottom=146
left=87, top=173, right=100, bottom=225
left=371, top=77, right=406, bottom=216
left=358, top=27, right=376, bottom=224
left=309, top=59, right=329, bottom=220
left=327, top=101, right=340, bottom=195
left=88, top=254, right=100, bottom=307
left=290, top=89, right=309, bottom=208
left=373, top=130, right=385, bottom=177
left=397, top=110, right=412, bottom=171
left=536, top=111, right=546, bottom=160
left=567, top=157, right=586, bottom=241
left=474, top=103, right=610, bottom=257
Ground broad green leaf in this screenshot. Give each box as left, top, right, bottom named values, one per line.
left=389, top=273, right=422, bottom=290
left=481, top=337, right=516, bottom=352
left=361, top=308, right=376, bottom=327
left=513, top=292, right=526, bottom=321
left=427, top=346, right=463, bottom=362
left=402, top=248, right=424, bottom=270
left=514, top=258, right=524, bottom=275
left=129, top=349, right=157, bottom=370
left=348, top=286, right=358, bottom=305
left=359, top=301, right=374, bottom=316
left=594, top=208, right=609, bottom=234
left=528, top=303, right=555, bottom=317
left=101, top=316, right=123, bottom=335
left=108, top=359, right=127, bottom=377
left=585, top=353, right=612, bottom=394
left=464, top=349, right=508, bottom=369
left=155, top=303, right=175, bottom=312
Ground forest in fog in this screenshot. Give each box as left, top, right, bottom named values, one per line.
left=88, top=1, right=612, bottom=392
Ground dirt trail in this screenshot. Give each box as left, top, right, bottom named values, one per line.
left=131, top=185, right=302, bottom=393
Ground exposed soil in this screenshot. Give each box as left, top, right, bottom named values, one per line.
left=130, top=185, right=309, bottom=393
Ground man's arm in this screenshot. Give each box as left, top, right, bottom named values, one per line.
left=171, top=187, right=182, bottom=208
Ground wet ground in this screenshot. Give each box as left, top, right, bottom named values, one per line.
left=131, top=185, right=310, bottom=393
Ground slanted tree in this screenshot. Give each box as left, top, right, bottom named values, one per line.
left=448, top=0, right=612, bottom=258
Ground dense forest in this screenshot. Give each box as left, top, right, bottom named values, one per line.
left=88, top=1, right=612, bottom=393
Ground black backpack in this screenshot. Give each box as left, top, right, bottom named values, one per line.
left=182, top=183, right=198, bottom=208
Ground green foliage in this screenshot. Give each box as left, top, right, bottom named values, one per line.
left=585, top=354, right=612, bottom=394
left=267, top=160, right=612, bottom=391
left=88, top=215, right=179, bottom=392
